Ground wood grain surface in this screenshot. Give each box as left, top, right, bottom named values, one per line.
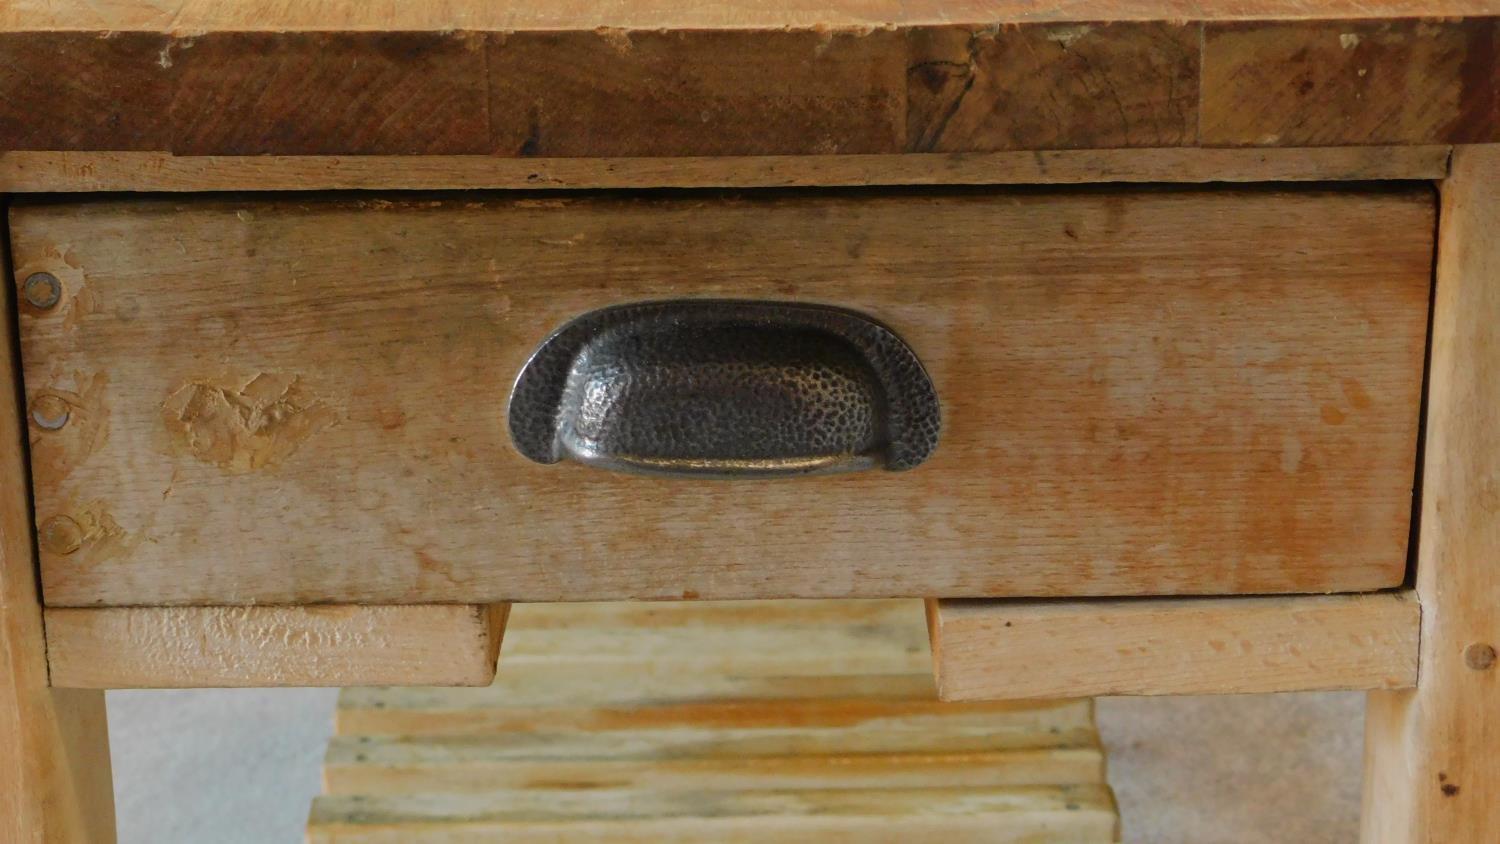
left=2, top=3, right=1496, bottom=154
left=45, top=604, right=509, bottom=689
left=1362, top=145, right=1500, bottom=843
left=0, top=210, right=116, bottom=841
left=929, top=592, right=1420, bottom=700
left=10, top=188, right=1432, bottom=606
left=0, top=147, right=1453, bottom=194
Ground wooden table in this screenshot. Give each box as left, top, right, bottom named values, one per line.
left=3, top=2, right=1499, bottom=840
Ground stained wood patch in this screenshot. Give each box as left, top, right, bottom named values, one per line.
left=2, top=11, right=1497, bottom=153
left=10, top=188, right=1432, bottom=606
left=311, top=599, right=1119, bottom=843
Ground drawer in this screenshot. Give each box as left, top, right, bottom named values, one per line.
left=8, top=187, right=1432, bottom=606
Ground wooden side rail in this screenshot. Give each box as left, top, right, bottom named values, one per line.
left=927, top=592, right=1420, bottom=700
left=50, top=591, right=1422, bottom=697
left=45, top=604, right=509, bottom=689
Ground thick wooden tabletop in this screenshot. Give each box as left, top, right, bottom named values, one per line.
left=3, top=1, right=1498, bottom=156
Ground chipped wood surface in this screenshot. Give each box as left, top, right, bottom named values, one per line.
left=312, top=598, right=1118, bottom=843
left=1, top=5, right=1497, bottom=154
left=0, top=212, right=116, bottom=841
left=1363, top=144, right=1500, bottom=844
left=929, top=592, right=1421, bottom=700
left=158, top=372, right=339, bottom=474
left=0, top=147, right=1454, bottom=194
left=45, top=604, right=508, bottom=689
left=10, top=188, right=1433, bottom=606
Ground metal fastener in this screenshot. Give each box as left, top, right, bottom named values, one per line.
left=23, top=272, right=62, bottom=309
left=29, top=394, right=70, bottom=430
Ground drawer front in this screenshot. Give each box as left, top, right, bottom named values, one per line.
left=9, top=188, right=1431, bottom=606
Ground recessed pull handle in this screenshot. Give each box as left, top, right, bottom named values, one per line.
left=508, top=300, right=940, bottom=478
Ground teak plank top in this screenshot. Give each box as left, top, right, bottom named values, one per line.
left=2, top=1, right=1498, bottom=154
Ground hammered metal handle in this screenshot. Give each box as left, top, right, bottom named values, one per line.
left=507, top=300, right=940, bottom=478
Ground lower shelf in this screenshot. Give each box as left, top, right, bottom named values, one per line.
left=308, top=599, right=1120, bottom=842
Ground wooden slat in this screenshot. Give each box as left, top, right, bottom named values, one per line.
left=45, top=604, right=508, bottom=689
left=929, top=592, right=1420, bottom=700
left=324, top=696, right=1104, bottom=793
left=0, top=146, right=1454, bottom=194
left=11, top=189, right=1433, bottom=606
left=1362, top=145, right=1500, bottom=843
left=337, top=692, right=1092, bottom=752
left=323, top=742, right=1105, bottom=794
left=0, top=206, right=116, bottom=840
left=2, top=5, right=1497, bottom=154
left=306, top=786, right=1120, bottom=843
left=337, top=683, right=1088, bottom=738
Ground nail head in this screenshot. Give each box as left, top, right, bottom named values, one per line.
left=30, top=395, right=71, bottom=430
left=23, top=272, right=62, bottom=309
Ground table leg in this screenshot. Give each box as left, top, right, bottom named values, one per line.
left=1363, top=144, right=1500, bottom=843
left=2, top=210, right=116, bottom=842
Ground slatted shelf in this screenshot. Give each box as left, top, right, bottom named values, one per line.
left=309, top=599, right=1119, bottom=843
